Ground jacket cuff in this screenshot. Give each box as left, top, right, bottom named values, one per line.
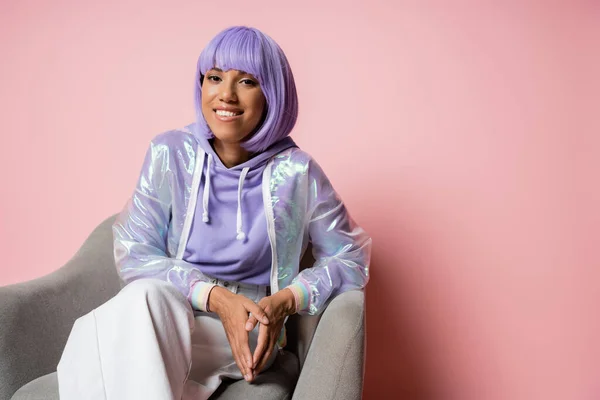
left=285, top=281, right=310, bottom=314
left=190, top=281, right=217, bottom=312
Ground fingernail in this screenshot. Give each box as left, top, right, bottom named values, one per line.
left=244, top=374, right=251, bottom=381
left=246, top=322, right=253, bottom=330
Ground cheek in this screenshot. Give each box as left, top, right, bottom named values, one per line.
left=200, top=89, right=209, bottom=108
left=201, top=85, right=216, bottom=105
left=253, top=94, right=266, bottom=118
left=200, top=96, right=211, bottom=117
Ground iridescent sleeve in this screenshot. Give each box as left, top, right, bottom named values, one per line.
left=286, top=158, right=372, bottom=316
left=112, top=139, right=215, bottom=311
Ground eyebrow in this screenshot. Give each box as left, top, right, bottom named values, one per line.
left=208, top=67, right=251, bottom=75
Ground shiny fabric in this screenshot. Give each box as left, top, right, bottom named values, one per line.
left=113, top=123, right=371, bottom=316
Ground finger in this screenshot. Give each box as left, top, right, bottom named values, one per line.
left=235, top=343, right=255, bottom=381
left=231, top=304, right=256, bottom=373
left=245, top=313, right=259, bottom=331
left=255, top=327, right=278, bottom=374
left=237, top=330, right=254, bottom=380
left=252, top=322, right=269, bottom=368
left=255, top=339, right=275, bottom=374
left=227, top=328, right=251, bottom=380
left=244, top=301, right=270, bottom=325
left=231, top=344, right=248, bottom=378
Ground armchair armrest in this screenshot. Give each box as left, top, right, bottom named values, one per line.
left=292, top=290, right=366, bottom=400
left=0, top=215, right=122, bottom=400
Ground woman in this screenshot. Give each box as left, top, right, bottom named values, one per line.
left=57, top=26, right=371, bottom=400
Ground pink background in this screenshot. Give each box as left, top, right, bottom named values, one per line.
left=1, top=1, right=599, bottom=399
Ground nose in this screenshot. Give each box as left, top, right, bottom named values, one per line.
left=219, top=81, right=238, bottom=103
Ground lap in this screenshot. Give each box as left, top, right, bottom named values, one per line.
left=188, top=281, right=278, bottom=382
left=65, top=278, right=277, bottom=387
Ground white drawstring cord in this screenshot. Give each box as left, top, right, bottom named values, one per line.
left=236, top=167, right=250, bottom=241
left=202, top=153, right=212, bottom=223
left=202, top=153, right=249, bottom=241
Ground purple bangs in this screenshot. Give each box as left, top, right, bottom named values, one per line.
left=194, top=26, right=298, bottom=153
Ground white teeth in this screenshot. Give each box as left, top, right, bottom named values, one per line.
left=216, top=110, right=241, bottom=117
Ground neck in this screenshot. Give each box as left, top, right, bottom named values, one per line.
left=211, top=139, right=251, bottom=168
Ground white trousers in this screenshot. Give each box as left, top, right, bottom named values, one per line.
left=57, top=278, right=277, bottom=400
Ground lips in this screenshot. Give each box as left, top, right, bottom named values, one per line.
left=213, top=108, right=244, bottom=122
left=215, top=109, right=243, bottom=117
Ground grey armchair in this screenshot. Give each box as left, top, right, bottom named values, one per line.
left=0, top=215, right=366, bottom=400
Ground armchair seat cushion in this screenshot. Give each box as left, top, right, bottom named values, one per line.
left=11, top=373, right=58, bottom=400
left=11, top=350, right=299, bottom=400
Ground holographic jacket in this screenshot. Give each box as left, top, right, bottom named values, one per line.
left=112, top=124, right=371, bottom=317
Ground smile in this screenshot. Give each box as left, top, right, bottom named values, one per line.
left=215, top=110, right=243, bottom=117
left=214, top=109, right=244, bottom=122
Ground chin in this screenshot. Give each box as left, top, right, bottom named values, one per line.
left=211, top=131, right=250, bottom=144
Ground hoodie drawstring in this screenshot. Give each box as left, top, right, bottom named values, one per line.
left=201, top=152, right=250, bottom=241
left=236, top=167, right=250, bottom=241
left=202, top=153, right=212, bottom=223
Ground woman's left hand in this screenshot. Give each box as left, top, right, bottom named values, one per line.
left=245, top=288, right=296, bottom=377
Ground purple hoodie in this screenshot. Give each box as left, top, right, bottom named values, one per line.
left=183, top=136, right=296, bottom=285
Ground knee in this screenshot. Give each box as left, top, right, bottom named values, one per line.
left=118, top=279, right=193, bottom=325
left=121, top=278, right=184, bottom=304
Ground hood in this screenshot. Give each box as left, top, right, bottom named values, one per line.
left=190, top=122, right=297, bottom=241
left=195, top=130, right=297, bottom=172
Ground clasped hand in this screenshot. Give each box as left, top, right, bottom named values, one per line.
left=208, top=287, right=295, bottom=382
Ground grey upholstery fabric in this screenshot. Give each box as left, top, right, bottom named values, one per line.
left=208, top=349, right=300, bottom=400
left=0, top=216, right=122, bottom=400
left=10, top=374, right=58, bottom=400
left=12, top=350, right=299, bottom=400
left=1, top=215, right=365, bottom=400
left=292, top=290, right=366, bottom=400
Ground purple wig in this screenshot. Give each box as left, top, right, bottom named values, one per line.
left=194, top=26, right=298, bottom=153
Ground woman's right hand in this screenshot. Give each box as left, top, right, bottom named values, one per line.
left=207, top=286, right=269, bottom=382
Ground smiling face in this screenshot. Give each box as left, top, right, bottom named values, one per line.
left=201, top=68, right=266, bottom=147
